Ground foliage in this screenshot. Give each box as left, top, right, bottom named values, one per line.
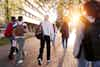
left=0, top=37, right=10, bottom=46
left=0, top=0, right=23, bottom=22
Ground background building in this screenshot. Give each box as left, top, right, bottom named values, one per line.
left=0, top=0, right=43, bottom=24
left=0, top=0, right=44, bottom=32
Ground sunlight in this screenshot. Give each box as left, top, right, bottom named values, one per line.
left=67, top=30, right=77, bottom=48
left=23, top=16, right=40, bottom=25
left=71, top=13, right=81, bottom=23
left=68, top=6, right=82, bottom=47
left=48, top=8, right=57, bottom=23
left=70, top=6, right=82, bottom=23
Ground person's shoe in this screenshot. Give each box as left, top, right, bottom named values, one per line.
left=38, top=58, right=42, bottom=65
left=47, top=60, right=51, bottom=64
left=8, top=55, right=14, bottom=60
left=17, top=60, right=23, bottom=64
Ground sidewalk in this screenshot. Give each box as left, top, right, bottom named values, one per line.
left=0, top=33, right=77, bottom=67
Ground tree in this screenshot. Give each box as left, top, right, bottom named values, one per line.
left=4, top=0, right=23, bottom=23
left=0, top=1, right=5, bottom=23
left=5, top=0, right=11, bottom=22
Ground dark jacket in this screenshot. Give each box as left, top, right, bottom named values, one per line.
left=77, top=18, right=100, bottom=61
left=60, top=22, right=69, bottom=38
left=75, top=16, right=91, bottom=58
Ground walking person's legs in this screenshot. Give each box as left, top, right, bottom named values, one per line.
left=38, top=36, right=45, bottom=65
left=8, top=36, right=16, bottom=60
left=45, top=36, right=51, bottom=63
left=16, top=38, right=25, bottom=64
left=62, top=37, right=64, bottom=48
left=92, top=61, right=100, bottom=67
left=52, top=34, right=56, bottom=46
left=78, top=58, right=89, bottom=67
left=52, top=34, right=57, bottom=56
left=62, top=38, right=67, bottom=49
left=65, top=38, right=68, bottom=48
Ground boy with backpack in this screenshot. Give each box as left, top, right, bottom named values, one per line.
left=13, top=16, right=27, bottom=64
left=4, top=16, right=18, bottom=60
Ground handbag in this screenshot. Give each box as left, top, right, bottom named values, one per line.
left=35, top=24, right=43, bottom=39
left=35, top=31, right=42, bottom=39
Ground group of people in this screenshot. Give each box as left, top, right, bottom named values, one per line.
left=35, top=15, right=69, bottom=65
left=4, top=16, right=27, bottom=64
left=4, top=0, right=100, bottom=67
left=36, top=0, right=100, bottom=67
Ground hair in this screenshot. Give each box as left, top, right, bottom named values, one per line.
left=11, top=16, right=16, bottom=21
left=83, top=1, right=98, bottom=18
left=18, top=16, right=23, bottom=21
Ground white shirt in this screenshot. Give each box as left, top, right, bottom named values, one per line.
left=13, top=21, right=27, bottom=27
left=41, top=20, right=53, bottom=37
left=13, top=21, right=27, bottom=38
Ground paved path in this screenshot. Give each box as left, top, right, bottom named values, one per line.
left=0, top=36, right=77, bottom=67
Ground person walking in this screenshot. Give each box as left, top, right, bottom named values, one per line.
left=52, top=24, right=57, bottom=47
left=13, top=16, right=27, bottom=64
left=73, top=1, right=100, bottom=67
left=60, top=21, right=69, bottom=49
left=37, top=15, right=53, bottom=65
left=4, top=16, right=18, bottom=60
left=73, top=15, right=92, bottom=67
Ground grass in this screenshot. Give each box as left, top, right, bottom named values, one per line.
left=0, top=37, right=10, bottom=46
left=0, top=33, right=33, bottom=46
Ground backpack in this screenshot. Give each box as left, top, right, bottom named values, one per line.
left=4, top=23, right=13, bottom=37
left=83, top=18, right=100, bottom=61
left=13, top=22, right=25, bottom=36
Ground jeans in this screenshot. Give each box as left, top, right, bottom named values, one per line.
left=16, top=38, right=25, bottom=61
left=78, top=58, right=89, bottom=67
left=52, top=34, right=56, bottom=46
left=78, top=58, right=100, bottom=67
left=38, top=35, right=51, bottom=60
left=92, top=61, right=100, bottom=67
left=62, top=37, right=68, bottom=48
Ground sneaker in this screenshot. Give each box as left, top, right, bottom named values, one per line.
left=17, top=60, right=23, bottom=64
left=38, top=58, right=42, bottom=65
left=47, top=60, right=51, bottom=64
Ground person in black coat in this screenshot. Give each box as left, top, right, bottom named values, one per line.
left=74, top=0, right=100, bottom=67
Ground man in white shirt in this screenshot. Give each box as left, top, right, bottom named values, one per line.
left=38, top=15, right=53, bottom=65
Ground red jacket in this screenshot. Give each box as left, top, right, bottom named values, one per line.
left=4, top=22, right=13, bottom=37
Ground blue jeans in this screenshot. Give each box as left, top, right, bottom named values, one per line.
left=78, top=58, right=89, bottom=67
left=52, top=34, right=56, bottom=46
left=16, top=38, right=25, bottom=61
left=92, top=61, right=100, bottom=67
left=62, top=38, right=68, bottom=48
